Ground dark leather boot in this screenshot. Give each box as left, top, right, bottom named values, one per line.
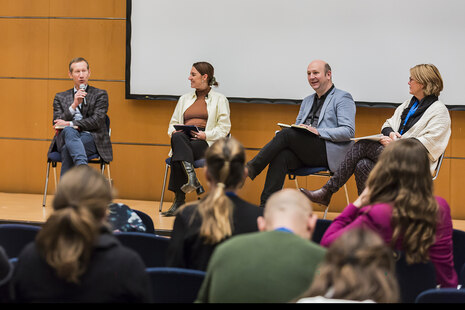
left=299, top=186, right=333, bottom=207
left=196, top=185, right=205, bottom=195
left=180, top=161, right=203, bottom=194
left=161, top=192, right=185, bottom=217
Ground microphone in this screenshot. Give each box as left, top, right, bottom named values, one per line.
left=79, top=84, right=87, bottom=105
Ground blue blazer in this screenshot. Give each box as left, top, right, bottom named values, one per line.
left=295, top=87, right=356, bottom=172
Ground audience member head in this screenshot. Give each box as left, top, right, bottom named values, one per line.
left=190, top=137, right=246, bottom=244
left=365, top=138, right=438, bottom=264
left=409, top=63, right=443, bottom=97
left=36, top=165, right=113, bottom=284
left=300, top=228, right=399, bottom=303
left=258, top=188, right=317, bottom=240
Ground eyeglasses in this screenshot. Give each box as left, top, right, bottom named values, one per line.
left=409, top=77, right=417, bottom=83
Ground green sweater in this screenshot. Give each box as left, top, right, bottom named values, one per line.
left=196, top=230, right=326, bottom=303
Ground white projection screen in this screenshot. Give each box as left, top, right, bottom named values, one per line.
left=126, top=0, right=465, bottom=108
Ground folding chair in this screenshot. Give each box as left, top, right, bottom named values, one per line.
left=42, top=115, right=112, bottom=207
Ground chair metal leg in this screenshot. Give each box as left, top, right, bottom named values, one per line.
left=343, top=184, right=350, bottom=205
left=52, top=164, right=58, bottom=191
left=323, top=206, right=329, bottom=219
left=100, top=162, right=112, bottom=185
left=159, top=164, right=169, bottom=212
left=106, top=164, right=111, bottom=184
left=42, top=161, right=51, bottom=207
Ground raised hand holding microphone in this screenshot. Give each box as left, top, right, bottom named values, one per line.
left=80, top=83, right=87, bottom=105
left=71, top=84, right=87, bottom=110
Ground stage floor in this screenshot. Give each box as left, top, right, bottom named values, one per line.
left=1, top=192, right=465, bottom=234
left=0, top=192, right=175, bottom=235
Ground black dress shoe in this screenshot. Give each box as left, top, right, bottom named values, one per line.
left=246, top=163, right=256, bottom=180
left=299, top=187, right=333, bottom=207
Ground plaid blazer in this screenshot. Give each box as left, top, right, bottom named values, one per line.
left=48, top=85, right=113, bottom=162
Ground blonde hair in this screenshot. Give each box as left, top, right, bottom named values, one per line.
left=410, top=64, right=443, bottom=97
left=36, top=166, right=113, bottom=283
left=302, top=228, right=399, bottom=303
left=365, top=138, right=438, bottom=264
left=184, top=137, right=246, bottom=244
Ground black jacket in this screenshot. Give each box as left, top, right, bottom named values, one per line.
left=12, top=230, right=151, bottom=303
left=166, top=194, right=264, bottom=271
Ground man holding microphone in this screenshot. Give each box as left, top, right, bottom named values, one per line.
left=48, top=57, right=112, bottom=176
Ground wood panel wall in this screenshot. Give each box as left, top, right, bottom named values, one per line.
left=1, top=0, right=465, bottom=219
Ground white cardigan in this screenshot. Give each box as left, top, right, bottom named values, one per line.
left=168, top=89, right=231, bottom=154
left=382, top=99, right=451, bottom=174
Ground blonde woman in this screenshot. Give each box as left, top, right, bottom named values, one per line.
left=301, top=64, right=450, bottom=206
left=320, top=138, right=458, bottom=288
left=12, top=166, right=151, bottom=302
left=166, top=137, right=263, bottom=271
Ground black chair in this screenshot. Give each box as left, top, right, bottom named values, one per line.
left=395, top=251, right=437, bottom=303
left=145, top=267, right=206, bottom=303
left=0, top=248, right=13, bottom=303
left=133, top=210, right=155, bottom=234
left=0, top=224, right=41, bottom=258
left=415, top=288, right=465, bottom=303
left=114, top=232, right=170, bottom=267
left=42, top=115, right=112, bottom=207
left=459, top=263, right=465, bottom=287
left=287, top=167, right=349, bottom=219
left=159, top=158, right=205, bottom=212
left=311, top=219, right=332, bottom=244
left=453, top=229, right=465, bottom=278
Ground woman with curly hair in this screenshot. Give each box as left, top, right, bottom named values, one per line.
left=320, top=138, right=457, bottom=288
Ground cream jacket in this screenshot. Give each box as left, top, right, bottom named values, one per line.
left=168, top=89, right=231, bottom=152
left=382, top=99, right=451, bottom=174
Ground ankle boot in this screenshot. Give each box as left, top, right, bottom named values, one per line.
left=180, top=161, right=203, bottom=194
left=196, top=185, right=205, bottom=195
left=161, top=192, right=185, bottom=217
left=299, top=186, right=334, bottom=207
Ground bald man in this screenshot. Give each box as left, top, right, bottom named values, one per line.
left=247, top=60, right=356, bottom=207
left=196, top=189, right=326, bottom=303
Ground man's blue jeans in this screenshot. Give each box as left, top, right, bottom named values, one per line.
left=60, top=127, right=97, bottom=176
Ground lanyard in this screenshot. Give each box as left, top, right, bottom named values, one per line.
left=275, top=227, right=293, bottom=234
left=225, top=191, right=237, bottom=198
left=400, top=100, right=419, bottom=135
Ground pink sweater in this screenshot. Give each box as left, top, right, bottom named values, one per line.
left=321, top=196, right=458, bottom=288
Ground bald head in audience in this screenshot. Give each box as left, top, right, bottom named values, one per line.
left=257, top=188, right=318, bottom=240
